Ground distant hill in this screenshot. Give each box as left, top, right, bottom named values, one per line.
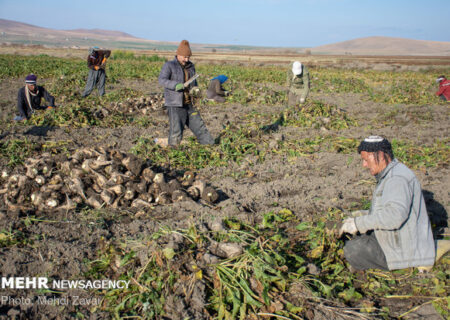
left=0, top=18, right=48, bottom=33
left=64, top=28, right=137, bottom=39
left=0, top=18, right=140, bottom=41
left=0, top=18, right=176, bottom=50
left=313, top=36, right=450, bottom=56
left=0, top=18, right=275, bottom=52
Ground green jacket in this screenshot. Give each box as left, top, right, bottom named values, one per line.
left=286, top=64, right=310, bottom=100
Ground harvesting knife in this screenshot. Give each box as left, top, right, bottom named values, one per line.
left=183, top=74, right=200, bottom=88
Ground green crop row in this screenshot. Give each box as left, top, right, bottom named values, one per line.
left=278, top=136, right=449, bottom=170
left=283, top=101, right=358, bottom=130
left=2, top=54, right=448, bottom=105
left=131, top=124, right=263, bottom=169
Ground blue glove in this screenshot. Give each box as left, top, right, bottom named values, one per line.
left=175, top=83, right=184, bottom=91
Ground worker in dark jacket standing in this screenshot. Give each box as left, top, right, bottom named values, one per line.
left=82, top=46, right=111, bottom=97
left=14, top=74, right=55, bottom=121
left=157, top=40, right=214, bottom=146
left=435, top=75, right=450, bottom=101
left=207, top=75, right=229, bottom=103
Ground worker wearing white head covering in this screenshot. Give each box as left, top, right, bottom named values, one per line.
left=339, top=135, right=438, bottom=271
left=292, top=61, right=302, bottom=75
left=287, top=61, right=310, bottom=107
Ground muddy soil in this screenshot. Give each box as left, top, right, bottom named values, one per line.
left=0, top=76, right=448, bottom=319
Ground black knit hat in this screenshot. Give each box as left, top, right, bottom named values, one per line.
left=357, top=136, right=394, bottom=160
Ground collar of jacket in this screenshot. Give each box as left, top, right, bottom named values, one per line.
left=173, top=56, right=194, bottom=70
left=375, top=158, right=399, bottom=183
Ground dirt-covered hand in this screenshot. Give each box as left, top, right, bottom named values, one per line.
left=13, top=115, right=26, bottom=121
left=175, top=83, right=184, bottom=91
left=350, top=210, right=368, bottom=217
left=189, top=87, right=201, bottom=97
left=338, top=218, right=358, bottom=237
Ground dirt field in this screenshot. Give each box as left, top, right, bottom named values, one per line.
left=0, top=50, right=449, bottom=319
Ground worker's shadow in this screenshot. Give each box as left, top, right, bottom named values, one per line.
left=24, top=126, right=54, bottom=137
left=423, top=190, right=448, bottom=239
left=261, top=112, right=285, bottom=133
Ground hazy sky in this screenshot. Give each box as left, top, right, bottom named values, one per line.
left=0, top=0, right=448, bottom=47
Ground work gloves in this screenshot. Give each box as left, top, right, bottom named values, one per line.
left=175, top=83, right=184, bottom=91
left=339, top=218, right=358, bottom=237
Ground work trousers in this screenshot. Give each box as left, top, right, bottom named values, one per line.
left=207, top=94, right=226, bottom=103
left=206, top=89, right=226, bottom=103
left=167, top=104, right=214, bottom=146
left=288, top=91, right=305, bottom=107
left=82, top=69, right=106, bottom=97
left=344, top=232, right=389, bottom=271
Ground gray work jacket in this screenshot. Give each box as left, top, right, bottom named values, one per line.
left=158, top=57, right=197, bottom=107
left=355, top=159, right=435, bottom=270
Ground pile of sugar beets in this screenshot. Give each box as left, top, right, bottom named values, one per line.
left=0, top=147, right=218, bottom=212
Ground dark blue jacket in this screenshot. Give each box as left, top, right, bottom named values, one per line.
left=158, top=57, right=197, bottom=107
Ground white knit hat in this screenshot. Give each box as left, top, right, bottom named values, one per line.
left=364, top=135, right=384, bottom=143
left=292, top=61, right=302, bottom=75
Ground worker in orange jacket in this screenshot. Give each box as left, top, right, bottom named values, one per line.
left=82, top=46, right=111, bottom=97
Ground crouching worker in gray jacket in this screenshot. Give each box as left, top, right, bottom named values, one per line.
left=339, top=136, right=436, bottom=271
left=157, top=40, right=214, bottom=146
